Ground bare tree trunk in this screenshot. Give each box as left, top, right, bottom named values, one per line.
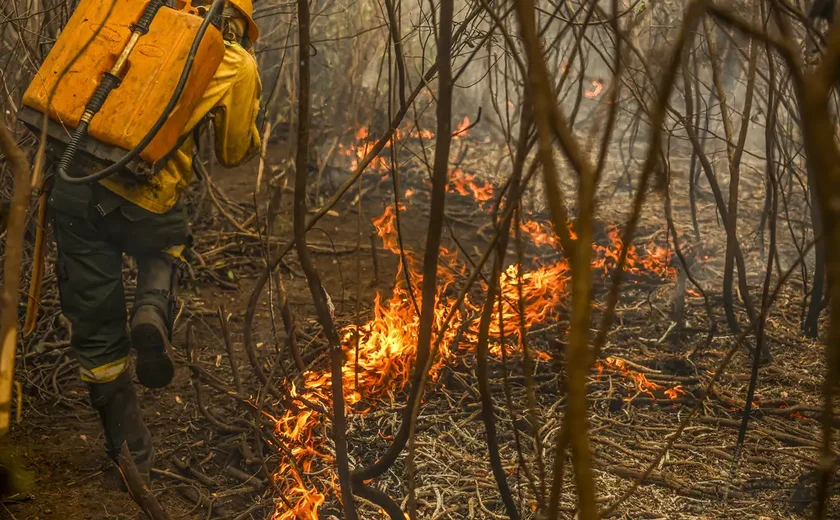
left=473, top=111, right=531, bottom=520
left=770, top=12, right=840, bottom=516
left=291, top=0, right=357, bottom=517
left=804, top=163, right=826, bottom=338
left=704, top=15, right=759, bottom=336
left=405, top=2, right=454, bottom=516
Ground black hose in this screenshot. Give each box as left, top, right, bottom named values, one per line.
left=57, top=72, right=122, bottom=175
left=133, top=0, right=168, bottom=33
left=58, top=0, right=225, bottom=184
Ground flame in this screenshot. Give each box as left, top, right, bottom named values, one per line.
left=340, top=124, right=436, bottom=173
left=453, top=115, right=471, bottom=137
left=603, top=356, right=663, bottom=396
left=596, top=357, right=684, bottom=401
left=449, top=168, right=494, bottom=202
left=519, top=219, right=578, bottom=247
left=591, top=225, right=675, bottom=280
left=664, top=385, right=685, bottom=400
left=272, top=142, right=677, bottom=517
left=585, top=80, right=604, bottom=99
left=338, top=130, right=388, bottom=172
left=520, top=220, right=558, bottom=248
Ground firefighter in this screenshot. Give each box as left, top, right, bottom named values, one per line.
left=47, top=0, right=261, bottom=480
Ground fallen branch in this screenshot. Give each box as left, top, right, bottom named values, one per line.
left=118, top=443, right=170, bottom=520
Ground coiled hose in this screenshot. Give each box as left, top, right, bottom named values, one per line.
left=57, top=0, right=226, bottom=184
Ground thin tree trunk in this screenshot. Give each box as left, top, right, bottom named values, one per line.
left=512, top=0, right=596, bottom=517
left=474, top=110, right=531, bottom=520
left=292, top=1, right=357, bottom=517
left=405, top=1, right=454, bottom=515
left=705, top=16, right=759, bottom=335
left=804, top=164, right=825, bottom=338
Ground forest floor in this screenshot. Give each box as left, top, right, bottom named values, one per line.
left=2, top=128, right=839, bottom=520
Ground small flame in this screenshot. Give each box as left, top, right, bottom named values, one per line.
left=664, top=385, right=685, bottom=400
left=453, top=115, right=471, bottom=137
left=585, top=80, right=604, bottom=99
left=597, top=357, right=684, bottom=401
left=449, top=168, right=494, bottom=202
left=520, top=220, right=558, bottom=248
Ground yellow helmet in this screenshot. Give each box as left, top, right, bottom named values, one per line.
left=226, top=0, right=259, bottom=43
left=179, top=0, right=259, bottom=42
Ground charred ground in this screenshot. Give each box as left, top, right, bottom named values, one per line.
left=4, top=130, right=838, bottom=519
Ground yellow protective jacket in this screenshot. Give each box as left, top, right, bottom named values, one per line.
left=99, top=41, right=262, bottom=214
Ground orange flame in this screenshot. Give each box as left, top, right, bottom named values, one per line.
left=449, top=168, right=494, bottom=202
left=664, top=385, right=685, bottom=400
left=585, top=80, right=604, bottom=99
left=596, top=357, right=685, bottom=401
left=453, top=115, right=471, bottom=137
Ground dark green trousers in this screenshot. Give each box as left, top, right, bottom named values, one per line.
left=49, top=177, right=192, bottom=382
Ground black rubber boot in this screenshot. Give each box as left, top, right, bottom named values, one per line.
left=88, top=371, right=155, bottom=483
left=131, top=255, right=176, bottom=389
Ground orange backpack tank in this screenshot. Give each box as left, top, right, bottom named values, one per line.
left=19, top=0, right=225, bottom=166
